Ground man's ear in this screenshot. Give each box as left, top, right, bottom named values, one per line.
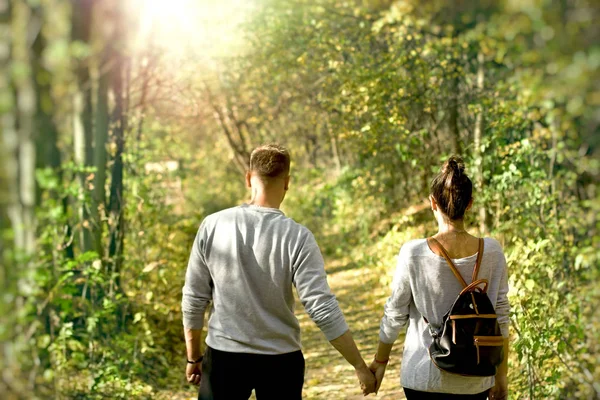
left=284, top=175, right=290, bottom=191
left=245, top=171, right=252, bottom=188
left=466, top=197, right=474, bottom=211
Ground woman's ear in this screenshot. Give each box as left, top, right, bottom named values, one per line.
left=429, top=195, right=437, bottom=211
left=466, top=197, right=474, bottom=211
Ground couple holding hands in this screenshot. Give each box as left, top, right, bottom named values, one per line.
left=182, top=144, right=509, bottom=400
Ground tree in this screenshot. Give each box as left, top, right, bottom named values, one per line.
left=71, top=0, right=94, bottom=253
left=473, top=51, right=486, bottom=234
left=108, top=0, right=127, bottom=294
left=91, top=44, right=109, bottom=257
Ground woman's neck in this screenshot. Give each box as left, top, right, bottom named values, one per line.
left=437, top=219, right=467, bottom=234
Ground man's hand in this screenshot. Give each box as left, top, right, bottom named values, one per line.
left=184, top=328, right=203, bottom=385
left=355, top=363, right=376, bottom=396
left=186, top=362, right=202, bottom=385
left=488, top=374, right=508, bottom=400
left=368, top=360, right=387, bottom=394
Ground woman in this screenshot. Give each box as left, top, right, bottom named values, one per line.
left=370, top=156, right=509, bottom=400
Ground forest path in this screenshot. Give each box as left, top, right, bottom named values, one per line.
left=296, top=208, right=429, bottom=399
left=298, top=254, right=406, bottom=399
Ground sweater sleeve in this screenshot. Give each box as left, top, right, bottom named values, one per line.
left=181, top=222, right=213, bottom=330
left=495, top=251, right=511, bottom=338
left=380, top=246, right=412, bottom=344
left=292, top=232, right=349, bottom=341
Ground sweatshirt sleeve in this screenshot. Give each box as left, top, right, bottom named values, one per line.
left=181, top=222, right=213, bottom=330
left=292, top=232, right=349, bottom=341
left=495, top=251, right=511, bottom=338
left=379, top=246, right=412, bottom=344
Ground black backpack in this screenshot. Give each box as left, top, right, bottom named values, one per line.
left=425, top=237, right=504, bottom=377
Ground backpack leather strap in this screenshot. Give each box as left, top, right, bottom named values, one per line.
left=428, top=237, right=468, bottom=288
left=471, top=238, right=485, bottom=282
left=459, top=279, right=489, bottom=296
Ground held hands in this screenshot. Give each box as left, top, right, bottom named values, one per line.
left=368, top=359, right=387, bottom=394
left=186, top=361, right=202, bottom=385
left=355, top=362, right=377, bottom=396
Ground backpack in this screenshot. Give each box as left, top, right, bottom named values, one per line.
left=425, top=237, right=504, bottom=377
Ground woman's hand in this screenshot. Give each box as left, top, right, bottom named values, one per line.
left=370, top=341, right=393, bottom=394
left=490, top=338, right=509, bottom=400
left=488, top=374, right=508, bottom=400
left=368, top=360, right=387, bottom=394
left=355, top=362, right=377, bottom=396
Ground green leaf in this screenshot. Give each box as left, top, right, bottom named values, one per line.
left=525, top=279, right=535, bottom=290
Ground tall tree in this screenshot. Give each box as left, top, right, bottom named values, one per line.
left=11, top=0, right=36, bottom=256
left=31, top=8, right=60, bottom=173
left=473, top=51, right=486, bottom=234
left=31, top=4, right=74, bottom=260
left=71, top=0, right=94, bottom=253
left=0, top=1, right=22, bottom=395
left=108, top=0, right=127, bottom=294
left=1, top=1, right=38, bottom=396
left=91, top=46, right=110, bottom=256
left=0, top=0, right=15, bottom=253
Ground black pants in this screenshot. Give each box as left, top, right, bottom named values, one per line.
left=198, top=347, right=305, bottom=400
left=404, top=388, right=489, bottom=399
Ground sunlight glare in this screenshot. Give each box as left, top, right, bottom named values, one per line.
left=131, top=0, right=254, bottom=59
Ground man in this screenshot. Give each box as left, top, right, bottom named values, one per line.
left=182, top=144, right=375, bottom=399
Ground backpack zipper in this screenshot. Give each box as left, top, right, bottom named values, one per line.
left=473, top=336, right=504, bottom=364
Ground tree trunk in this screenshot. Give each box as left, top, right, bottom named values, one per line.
left=108, top=15, right=127, bottom=296
left=32, top=26, right=61, bottom=173
left=204, top=84, right=250, bottom=173
left=324, top=118, right=342, bottom=174
left=473, top=51, right=486, bottom=234
left=12, top=0, right=36, bottom=256
left=0, top=0, right=18, bottom=332
left=1, top=0, right=17, bottom=256
left=91, top=51, right=110, bottom=256
left=3, top=3, right=37, bottom=394
left=31, top=6, right=73, bottom=260
left=136, top=57, right=151, bottom=143
left=0, top=6, right=23, bottom=396
left=449, top=76, right=462, bottom=156
left=108, top=3, right=128, bottom=296
left=72, top=0, right=94, bottom=253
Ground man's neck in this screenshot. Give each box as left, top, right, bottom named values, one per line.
left=249, top=192, right=282, bottom=209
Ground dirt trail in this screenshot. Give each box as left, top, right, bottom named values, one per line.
left=299, top=256, right=406, bottom=399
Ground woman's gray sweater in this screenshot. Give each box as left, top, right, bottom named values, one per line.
left=380, top=238, right=510, bottom=394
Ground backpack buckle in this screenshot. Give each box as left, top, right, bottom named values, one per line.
left=424, top=316, right=441, bottom=338
left=429, top=326, right=440, bottom=338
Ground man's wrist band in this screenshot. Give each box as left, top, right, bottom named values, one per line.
left=187, top=356, right=203, bottom=364
left=374, top=355, right=389, bottom=364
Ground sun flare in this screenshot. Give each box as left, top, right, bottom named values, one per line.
left=129, top=0, right=254, bottom=58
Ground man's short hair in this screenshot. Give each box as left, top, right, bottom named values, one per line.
left=249, top=144, right=291, bottom=179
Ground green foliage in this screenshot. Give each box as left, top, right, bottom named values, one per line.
left=2, top=0, right=597, bottom=399
left=230, top=1, right=599, bottom=397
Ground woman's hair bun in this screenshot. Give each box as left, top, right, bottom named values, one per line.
left=442, top=155, right=466, bottom=177
left=430, top=155, right=472, bottom=220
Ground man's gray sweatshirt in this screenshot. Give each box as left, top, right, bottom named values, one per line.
left=182, top=204, right=349, bottom=354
